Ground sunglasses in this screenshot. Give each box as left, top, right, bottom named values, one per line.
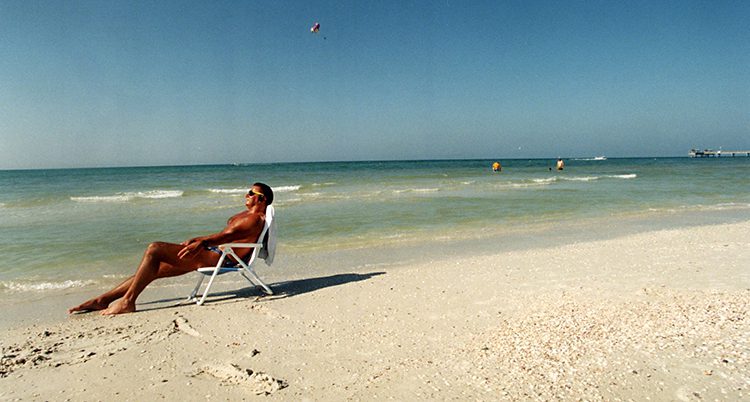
left=247, top=189, right=265, bottom=199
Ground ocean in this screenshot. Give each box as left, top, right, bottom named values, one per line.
left=1, top=157, right=749, bottom=305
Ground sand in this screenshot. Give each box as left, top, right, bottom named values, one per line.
left=1, top=221, right=748, bottom=400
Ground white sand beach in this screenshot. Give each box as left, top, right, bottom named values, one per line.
left=1, top=221, right=748, bottom=400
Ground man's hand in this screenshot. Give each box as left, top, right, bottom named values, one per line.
left=178, top=240, right=202, bottom=259
left=181, top=237, right=201, bottom=246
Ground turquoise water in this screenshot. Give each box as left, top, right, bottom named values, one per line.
left=1, top=157, right=749, bottom=295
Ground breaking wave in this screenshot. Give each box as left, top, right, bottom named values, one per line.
left=208, top=188, right=247, bottom=194
left=273, top=185, right=302, bottom=192
left=71, top=190, right=183, bottom=203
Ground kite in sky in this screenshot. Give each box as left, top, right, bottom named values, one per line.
left=310, top=22, right=320, bottom=33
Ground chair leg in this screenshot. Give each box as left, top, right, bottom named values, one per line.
left=194, top=254, right=231, bottom=306
left=242, top=268, right=274, bottom=295
left=197, top=268, right=223, bottom=305
left=178, top=275, right=205, bottom=306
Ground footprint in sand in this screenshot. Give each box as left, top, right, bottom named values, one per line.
left=193, top=362, right=287, bottom=395
left=172, top=315, right=201, bottom=337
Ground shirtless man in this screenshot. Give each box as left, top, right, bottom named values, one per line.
left=68, top=182, right=274, bottom=316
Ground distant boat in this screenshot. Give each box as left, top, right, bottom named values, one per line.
left=593, top=156, right=607, bottom=161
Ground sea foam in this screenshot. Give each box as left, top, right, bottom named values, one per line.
left=393, top=188, right=440, bottom=194
left=691, top=202, right=750, bottom=212
left=1, top=279, right=95, bottom=293
left=71, top=190, right=183, bottom=203
left=531, top=178, right=557, bottom=184
left=209, top=185, right=301, bottom=194
left=273, top=185, right=302, bottom=192
left=208, top=188, right=247, bottom=194
left=562, top=176, right=600, bottom=182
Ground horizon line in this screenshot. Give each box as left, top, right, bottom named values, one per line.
left=0, top=154, right=702, bottom=172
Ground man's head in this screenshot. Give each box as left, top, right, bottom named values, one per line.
left=251, top=182, right=274, bottom=205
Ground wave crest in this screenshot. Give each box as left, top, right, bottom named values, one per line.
left=71, top=190, right=183, bottom=203
left=208, top=188, right=247, bottom=194
left=562, top=176, right=599, bottom=182
left=531, top=178, right=557, bottom=184
left=393, top=188, right=440, bottom=194
left=273, top=185, right=301, bottom=192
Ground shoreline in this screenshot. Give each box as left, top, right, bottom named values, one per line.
left=2, top=219, right=748, bottom=399
left=1, top=209, right=748, bottom=331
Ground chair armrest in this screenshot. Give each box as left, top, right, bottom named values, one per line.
left=219, top=242, right=262, bottom=249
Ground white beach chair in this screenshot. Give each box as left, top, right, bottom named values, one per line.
left=186, top=205, right=276, bottom=305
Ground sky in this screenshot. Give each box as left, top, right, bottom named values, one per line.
left=1, top=1, right=748, bottom=169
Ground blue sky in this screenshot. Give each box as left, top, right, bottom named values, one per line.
left=1, top=1, right=748, bottom=169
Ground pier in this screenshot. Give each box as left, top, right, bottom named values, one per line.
left=689, top=149, right=750, bottom=158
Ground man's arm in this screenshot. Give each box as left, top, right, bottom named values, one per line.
left=177, top=214, right=263, bottom=259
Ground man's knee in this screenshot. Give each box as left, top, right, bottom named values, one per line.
left=145, top=241, right=170, bottom=255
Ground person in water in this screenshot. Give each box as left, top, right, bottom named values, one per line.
left=556, top=158, right=565, bottom=170
left=68, top=182, right=274, bottom=316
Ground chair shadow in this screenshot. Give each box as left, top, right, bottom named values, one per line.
left=138, top=271, right=386, bottom=311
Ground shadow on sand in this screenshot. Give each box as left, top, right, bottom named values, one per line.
left=138, top=271, right=386, bottom=311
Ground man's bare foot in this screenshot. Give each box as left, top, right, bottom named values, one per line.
left=100, top=299, right=136, bottom=315
left=68, top=298, right=109, bottom=314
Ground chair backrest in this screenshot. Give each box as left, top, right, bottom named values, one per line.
left=257, top=205, right=275, bottom=264
left=264, top=204, right=275, bottom=234
left=222, top=206, right=275, bottom=268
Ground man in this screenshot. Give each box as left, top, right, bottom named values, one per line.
left=68, top=182, right=274, bottom=316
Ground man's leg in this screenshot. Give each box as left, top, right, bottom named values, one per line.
left=69, top=242, right=217, bottom=314
left=67, top=276, right=134, bottom=313
left=101, top=241, right=219, bottom=315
